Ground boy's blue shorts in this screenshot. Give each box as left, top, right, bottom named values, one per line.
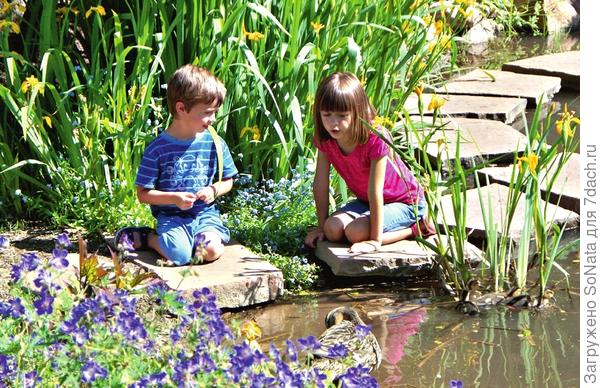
left=335, top=199, right=426, bottom=233
left=155, top=210, right=230, bottom=265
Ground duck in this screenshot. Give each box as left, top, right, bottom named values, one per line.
left=531, top=289, right=556, bottom=308
left=311, top=307, right=382, bottom=377
left=455, top=278, right=481, bottom=315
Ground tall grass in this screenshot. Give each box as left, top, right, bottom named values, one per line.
left=0, top=0, right=475, bottom=231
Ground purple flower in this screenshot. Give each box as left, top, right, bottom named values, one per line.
left=297, top=335, right=322, bottom=352
left=285, top=339, right=298, bottom=363
left=72, top=327, right=90, bottom=346
left=449, top=380, right=464, bottom=388
left=81, top=360, right=108, bottom=383
left=0, top=354, right=16, bottom=377
left=10, top=252, right=41, bottom=282
left=23, top=371, right=41, bottom=388
left=33, top=288, right=54, bottom=315
left=338, top=365, right=378, bottom=388
left=115, top=311, right=147, bottom=342
left=0, top=235, right=9, bottom=249
left=50, top=247, right=69, bottom=269
left=355, top=324, right=372, bottom=340
left=118, top=232, right=134, bottom=252
left=0, top=298, right=25, bottom=319
left=327, top=343, right=348, bottom=359
left=55, top=232, right=71, bottom=248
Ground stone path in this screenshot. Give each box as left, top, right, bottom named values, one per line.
left=104, top=239, right=283, bottom=309
left=405, top=117, right=528, bottom=168
left=438, top=69, right=561, bottom=107
left=502, top=51, right=579, bottom=90
left=437, top=183, right=579, bottom=240
left=315, top=236, right=483, bottom=277
left=478, top=153, right=580, bottom=213
left=403, top=93, right=527, bottom=124
left=315, top=55, right=579, bottom=278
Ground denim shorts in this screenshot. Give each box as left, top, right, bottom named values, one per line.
left=155, top=209, right=230, bottom=265
left=335, top=199, right=426, bottom=233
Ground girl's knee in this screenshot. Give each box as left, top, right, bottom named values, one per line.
left=344, top=220, right=369, bottom=243
left=323, top=217, right=345, bottom=242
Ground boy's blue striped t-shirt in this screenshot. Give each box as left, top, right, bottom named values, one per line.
left=135, top=130, right=237, bottom=217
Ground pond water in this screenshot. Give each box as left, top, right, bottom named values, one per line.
left=228, top=34, right=581, bottom=387
left=232, top=251, right=578, bottom=387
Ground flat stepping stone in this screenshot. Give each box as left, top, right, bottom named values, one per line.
left=403, top=93, right=527, bottom=123
left=477, top=153, right=580, bottom=213
left=405, top=117, right=528, bottom=168
left=438, top=69, right=561, bottom=107
left=101, top=239, right=283, bottom=309
left=314, top=236, right=483, bottom=277
left=502, top=51, right=579, bottom=90
left=437, top=183, right=579, bottom=240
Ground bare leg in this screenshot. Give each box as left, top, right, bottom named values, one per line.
left=323, top=212, right=356, bottom=242
left=147, top=232, right=170, bottom=258
left=195, top=231, right=224, bottom=263
left=344, top=216, right=413, bottom=244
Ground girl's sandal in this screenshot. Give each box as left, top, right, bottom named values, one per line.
left=114, top=226, right=155, bottom=250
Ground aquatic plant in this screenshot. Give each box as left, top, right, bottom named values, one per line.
left=0, top=233, right=376, bottom=386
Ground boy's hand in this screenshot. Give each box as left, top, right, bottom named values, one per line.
left=175, top=192, right=197, bottom=210
left=304, top=228, right=325, bottom=248
left=196, top=186, right=217, bottom=204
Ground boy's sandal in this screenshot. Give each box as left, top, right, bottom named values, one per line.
left=114, top=226, right=155, bottom=250
left=411, top=218, right=436, bottom=238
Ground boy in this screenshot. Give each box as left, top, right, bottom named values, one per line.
left=116, top=64, right=237, bottom=265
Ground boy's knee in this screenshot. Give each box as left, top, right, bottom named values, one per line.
left=203, top=242, right=224, bottom=262
left=323, top=217, right=345, bottom=242
left=157, top=234, right=194, bottom=265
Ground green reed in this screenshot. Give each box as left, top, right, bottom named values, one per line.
left=1, top=0, right=475, bottom=231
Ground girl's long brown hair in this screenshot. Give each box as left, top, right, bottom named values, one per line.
left=313, top=72, right=376, bottom=146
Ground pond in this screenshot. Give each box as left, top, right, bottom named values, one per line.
left=228, top=33, right=581, bottom=387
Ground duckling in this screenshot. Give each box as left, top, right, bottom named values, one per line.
left=455, top=278, right=481, bottom=315
left=531, top=289, right=555, bottom=308
left=311, top=307, right=382, bottom=377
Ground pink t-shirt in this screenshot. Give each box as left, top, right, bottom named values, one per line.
left=314, top=132, right=423, bottom=204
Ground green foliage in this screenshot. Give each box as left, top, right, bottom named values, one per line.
left=0, top=0, right=464, bottom=232
left=222, top=172, right=319, bottom=292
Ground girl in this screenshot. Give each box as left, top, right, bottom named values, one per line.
left=304, top=72, right=433, bottom=253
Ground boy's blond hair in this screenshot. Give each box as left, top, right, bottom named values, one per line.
left=167, top=64, right=226, bottom=116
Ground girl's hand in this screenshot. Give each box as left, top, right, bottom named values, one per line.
left=196, top=185, right=217, bottom=204
left=305, top=228, right=325, bottom=248
left=175, top=192, right=197, bottom=210
left=349, top=240, right=381, bottom=253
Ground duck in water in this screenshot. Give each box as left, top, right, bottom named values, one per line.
left=311, top=306, right=382, bottom=377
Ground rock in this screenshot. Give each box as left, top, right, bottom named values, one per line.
left=502, top=51, right=579, bottom=90
left=477, top=153, right=580, bottom=213
left=403, top=93, right=527, bottom=123
left=439, top=69, right=562, bottom=107
left=464, top=18, right=500, bottom=44
left=116, top=242, right=284, bottom=309
left=437, top=183, right=579, bottom=240
left=314, top=236, right=483, bottom=277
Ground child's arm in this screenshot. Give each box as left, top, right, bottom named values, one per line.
left=137, top=187, right=197, bottom=210
left=196, top=178, right=234, bottom=204
left=350, top=155, right=386, bottom=252
left=305, top=150, right=330, bottom=248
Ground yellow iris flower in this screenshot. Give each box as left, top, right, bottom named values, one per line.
left=241, top=125, right=261, bottom=141
left=85, top=5, right=106, bottom=19
left=516, top=152, right=539, bottom=175
left=427, top=94, right=446, bottom=111
left=311, top=21, right=325, bottom=35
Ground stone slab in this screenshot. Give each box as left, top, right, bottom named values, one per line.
left=502, top=51, right=579, bottom=90
left=477, top=153, right=580, bottom=213
left=104, top=240, right=284, bottom=309
left=403, top=93, right=527, bottom=123
left=404, top=117, right=528, bottom=168
left=438, top=69, right=562, bottom=107
left=314, top=236, right=483, bottom=277
left=437, top=183, right=579, bottom=240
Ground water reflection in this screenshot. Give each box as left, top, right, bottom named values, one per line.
left=231, top=254, right=578, bottom=387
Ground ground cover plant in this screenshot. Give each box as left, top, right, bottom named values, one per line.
left=0, top=233, right=378, bottom=386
